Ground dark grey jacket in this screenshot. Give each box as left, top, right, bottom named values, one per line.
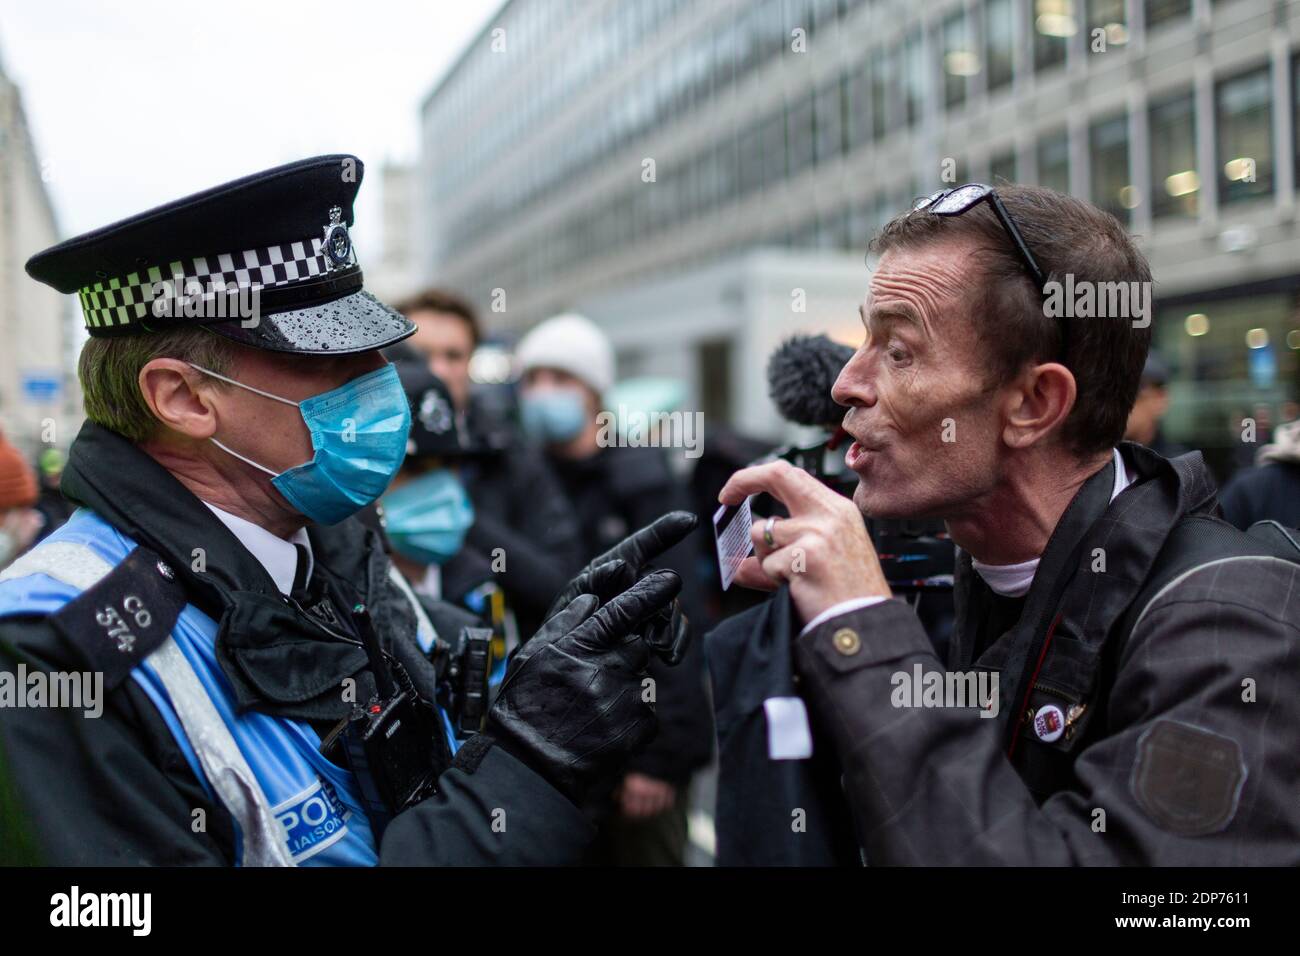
left=794, top=444, right=1300, bottom=865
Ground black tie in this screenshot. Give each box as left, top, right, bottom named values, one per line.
left=290, top=543, right=340, bottom=627
left=291, top=543, right=311, bottom=598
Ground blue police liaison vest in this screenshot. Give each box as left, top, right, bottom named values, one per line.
left=0, top=508, right=459, bottom=867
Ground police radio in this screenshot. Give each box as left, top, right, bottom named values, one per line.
left=319, top=604, right=444, bottom=832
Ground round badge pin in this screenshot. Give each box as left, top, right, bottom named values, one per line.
left=1033, top=703, right=1066, bottom=743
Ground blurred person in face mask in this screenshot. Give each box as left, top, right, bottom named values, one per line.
left=392, top=291, right=583, bottom=638
left=375, top=363, right=503, bottom=688
left=515, top=313, right=713, bottom=866
left=381, top=363, right=478, bottom=599
left=516, top=314, right=676, bottom=555
left=0, top=431, right=42, bottom=569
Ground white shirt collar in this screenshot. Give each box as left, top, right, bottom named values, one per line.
left=417, top=564, right=442, bottom=600
left=969, top=554, right=1040, bottom=599
left=1109, top=445, right=1135, bottom=501
left=202, top=502, right=312, bottom=596
left=972, top=448, right=1136, bottom=598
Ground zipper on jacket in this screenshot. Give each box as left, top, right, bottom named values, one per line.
left=1030, top=679, right=1080, bottom=705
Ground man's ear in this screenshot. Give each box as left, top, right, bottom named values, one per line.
left=1002, top=362, right=1077, bottom=449
left=138, top=359, right=220, bottom=440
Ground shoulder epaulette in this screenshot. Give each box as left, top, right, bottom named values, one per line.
left=50, top=546, right=187, bottom=690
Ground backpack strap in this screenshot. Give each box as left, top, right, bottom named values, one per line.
left=1121, top=514, right=1300, bottom=641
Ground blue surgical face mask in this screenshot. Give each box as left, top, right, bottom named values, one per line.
left=520, top=388, right=587, bottom=444
left=381, top=469, right=475, bottom=566
left=191, top=362, right=412, bottom=526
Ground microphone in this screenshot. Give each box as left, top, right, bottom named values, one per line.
left=766, top=334, right=855, bottom=429
left=762, top=334, right=855, bottom=485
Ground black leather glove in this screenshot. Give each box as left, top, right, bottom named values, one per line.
left=544, top=510, right=697, bottom=667
left=539, top=556, right=689, bottom=666
left=547, top=510, right=698, bottom=620
left=485, top=569, right=683, bottom=802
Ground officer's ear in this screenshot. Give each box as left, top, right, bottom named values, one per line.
left=138, top=359, right=220, bottom=440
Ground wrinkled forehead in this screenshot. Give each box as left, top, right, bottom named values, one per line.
left=863, top=241, right=980, bottom=335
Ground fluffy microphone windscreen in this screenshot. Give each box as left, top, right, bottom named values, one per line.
left=766, top=334, right=855, bottom=427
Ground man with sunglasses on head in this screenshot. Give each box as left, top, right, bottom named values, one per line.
left=720, top=183, right=1300, bottom=865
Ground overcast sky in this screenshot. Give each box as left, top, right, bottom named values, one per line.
left=0, top=0, right=501, bottom=255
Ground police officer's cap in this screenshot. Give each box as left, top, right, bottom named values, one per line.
left=25, top=154, right=414, bottom=355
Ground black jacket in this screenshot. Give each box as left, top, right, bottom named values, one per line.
left=790, top=444, right=1300, bottom=864
left=0, top=422, right=592, bottom=866
left=1219, top=461, right=1300, bottom=531
left=706, top=585, right=859, bottom=866
left=551, top=445, right=714, bottom=785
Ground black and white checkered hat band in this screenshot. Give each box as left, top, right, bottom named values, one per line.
left=76, top=235, right=356, bottom=329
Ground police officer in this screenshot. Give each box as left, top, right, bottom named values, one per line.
left=378, top=362, right=514, bottom=681
left=379, top=362, right=480, bottom=604
left=0, top=155, right=696, bottom=866
left=388, top=289, right=586, bottom=640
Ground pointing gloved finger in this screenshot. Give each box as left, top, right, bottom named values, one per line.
left=602, top=511, right=699, bottom=571
left=544, top=559, right=634, bottom=622
left=547, top=512, right=699, bottom=618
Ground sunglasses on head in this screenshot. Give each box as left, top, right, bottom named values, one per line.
left=911, top=183, right=1064, bottom=355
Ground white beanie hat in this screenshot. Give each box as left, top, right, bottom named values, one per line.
left=515, top=312, right=615, bottom=396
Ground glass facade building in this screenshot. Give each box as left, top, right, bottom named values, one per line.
left=419, top=0, right=1300, bottom=475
